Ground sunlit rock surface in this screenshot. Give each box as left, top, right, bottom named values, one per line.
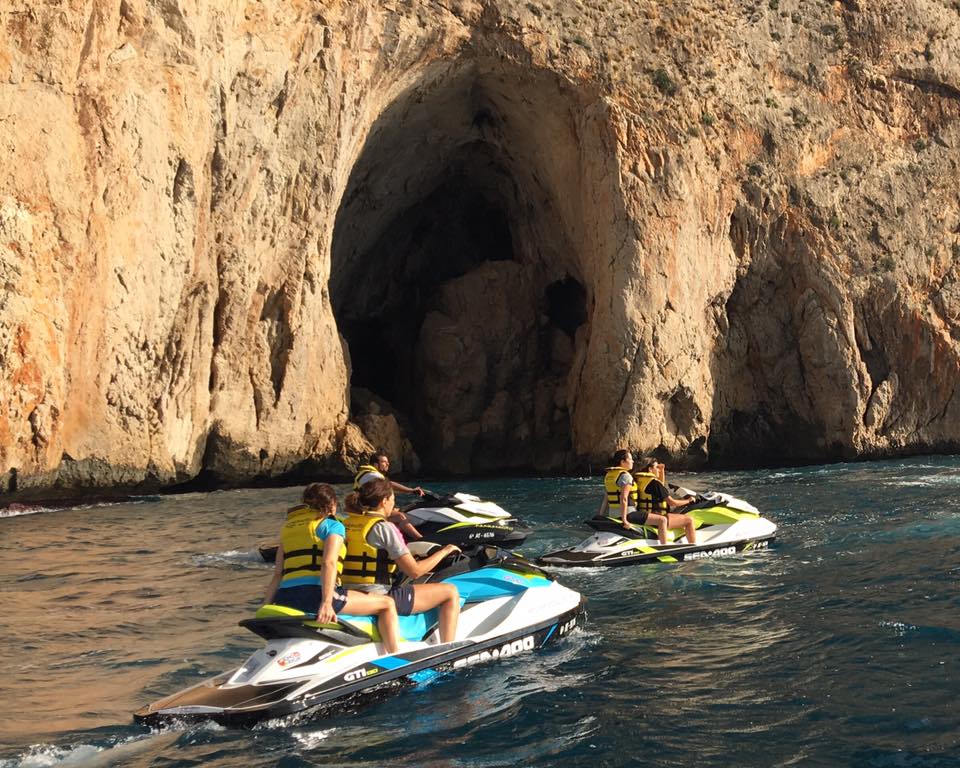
left=1, top=0, right=958, bottom=495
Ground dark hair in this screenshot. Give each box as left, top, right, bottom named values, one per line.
left=638, top=456, right=658, bottom=472
left=302, top=483, right=337, bottom=516
left=612, top=449, right=632, bottom=465
left=369, top=450, right=389, bottom=464
left=358, top=477, right=393, bottom=510
left=343, top=491, right=362, bottom=515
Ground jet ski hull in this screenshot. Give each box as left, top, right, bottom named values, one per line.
left=134, top=555, right=584, bottom=727
left=133, top=603, right=582, bottom=727
left=537, top=532, right=776, bottom=567
left=537, top=504, right=777, bottom=568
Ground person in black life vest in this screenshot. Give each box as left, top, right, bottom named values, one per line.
left=341, top=478, right=461, bottom=643
left=635, top=455, right=698, bottom=544
left=598, top=450, right=697, bottom=545
left=353, top=451, right=424, bottom=541
left=263, top=483, right=401, bottom=653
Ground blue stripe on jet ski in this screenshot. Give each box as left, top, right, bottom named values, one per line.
left=542, top=623, right=557, bottom=645
left=446, top=569, right=552, bottom=601
left=372, top=656, right=411, bottom=671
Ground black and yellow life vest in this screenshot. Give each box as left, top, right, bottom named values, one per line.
left=279, top=504, right=345, bottom=584
left=634, top=472, right=668, bottom=514
left=604, top=467, right=638, bottom=508
left=340, top=511, right=396, bottom=586
left=352, top=464, right=385, bottom=491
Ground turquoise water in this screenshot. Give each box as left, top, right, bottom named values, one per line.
left=1, top=457, right=959, bottom=766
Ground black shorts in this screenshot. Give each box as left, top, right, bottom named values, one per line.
left=388, top=584, right=415, bottom=616
left=626, top=510, right=650, bottom=525
left=274, top=584, right=348, bottom=615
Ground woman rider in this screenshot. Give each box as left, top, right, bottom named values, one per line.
left=341, top=478, right=461, bottom=643
left=263, top=483, right=401, bottom=653
left=599, top=450, right=697, bottom=545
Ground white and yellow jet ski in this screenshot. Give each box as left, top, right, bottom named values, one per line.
left=537, top=490, right=776, bottom=567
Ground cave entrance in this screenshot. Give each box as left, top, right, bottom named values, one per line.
left=330, top=59, right=594, bottom=474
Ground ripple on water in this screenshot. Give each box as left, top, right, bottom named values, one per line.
left=3, top=462, right=960, bottom=766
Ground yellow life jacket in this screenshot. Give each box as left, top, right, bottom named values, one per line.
left=634, top=472, right=668, bottom=514
left=353, top=464, right=386, bottom=491
left=604, top=467, right=638, bottom=508
left=279, top=504, right=345, bottom=584
left=340, top=511, right=396, bottom=586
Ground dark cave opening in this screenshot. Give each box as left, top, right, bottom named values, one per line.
left=329, top=60, right=596, bottom=473
left=545, top=275, right=587, bottom=338
left=332, top=156, right=518, bottom=415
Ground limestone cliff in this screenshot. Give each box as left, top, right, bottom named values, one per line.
left=1, top=0, right=958, bottom=496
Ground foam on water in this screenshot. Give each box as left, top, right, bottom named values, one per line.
left=290, top=728, right=337, bottom=749
left=190, top=550, right=270, bottom=568
left=0, top=744, right=103, bottom=768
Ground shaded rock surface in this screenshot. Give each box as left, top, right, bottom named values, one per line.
left=1, top=0, right=958, bottom=496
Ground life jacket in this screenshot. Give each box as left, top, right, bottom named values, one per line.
left=279, top=504, right=345, bottom=585
left=604, top=467, right=638, bottom=508
left=353, top=464, right=385, bottom=491
left=340, top=511, right=396, bottom=586
left=634, top=472, right=668, bottom=515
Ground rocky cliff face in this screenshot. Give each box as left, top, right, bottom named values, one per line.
left=1, top=0, right=958, bottom=496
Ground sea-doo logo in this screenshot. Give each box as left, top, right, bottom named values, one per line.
left=452, top=636, right=535, bottom=668
left=276, top=651, right=301, bottom=668
left=686, top=546, right=736, bottom=560
left=343, top=667, right=378, bottom=682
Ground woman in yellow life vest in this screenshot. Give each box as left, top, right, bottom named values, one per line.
left=598, top=450, right=697, bottom=545
left=263, top=483, right=401, bottom=653
left=341, top=478, right=462, bottom=643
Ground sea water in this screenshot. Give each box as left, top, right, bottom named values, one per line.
left=1, top=457, right=958, bottom=767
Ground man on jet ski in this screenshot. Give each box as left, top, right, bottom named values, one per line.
left=354, top=451, right=426, bottom=496
left=342, top=478, right=462, bottom=643
left=599, top=450, right=697, bottom=545
left=354, top=451, right=425, bottom=540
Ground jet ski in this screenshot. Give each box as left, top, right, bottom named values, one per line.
left=257, top=492, right=532, bottom=562
left=537, top=490, right=777, bottom=567
left=134, top=547, right=584, bottom=727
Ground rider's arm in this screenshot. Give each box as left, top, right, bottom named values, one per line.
left=388, top=510, right=423, bottom=540
left=368, top=520, right=453, bottom=579
left=393, top=545, right=460, bottom=579
left=264, top=543, right=284, bottom=604
left=317, top=533, right=342, bottom=623
left=619, top=484, right=631, bottom=526
left=597, top=495, right=609, bottom=518
left=390, top=480, right=425, bottom=496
